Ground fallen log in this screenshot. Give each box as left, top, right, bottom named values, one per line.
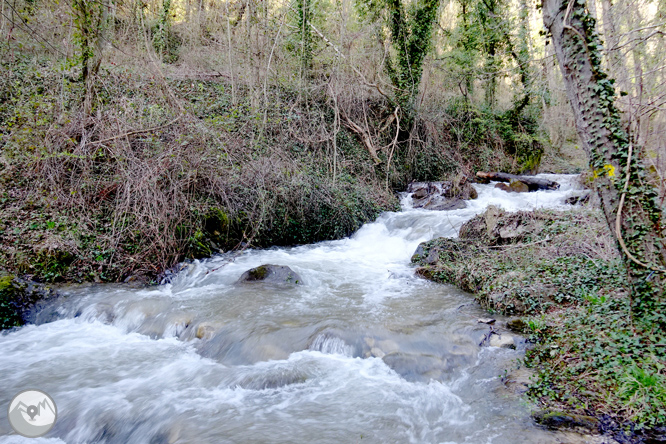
left=476, top=172, right=560, bottom=191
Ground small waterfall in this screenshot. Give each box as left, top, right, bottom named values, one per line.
left=308, top=334, right=354, bottom=356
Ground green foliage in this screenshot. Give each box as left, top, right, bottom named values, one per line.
left=526, top=293, right=666, bottom=430
left=442, top=0, right=535, bottom=110
left=0, top=64, right=399, bottom=283
left=227, top=176, right=393, bottom=249
left=0, top=275, right=23, bottom=330
left=444, top=100, right=544, bottom=173
left=152, top=0, right=181, bottom=64
left=357, top=0, right=440, bottom=121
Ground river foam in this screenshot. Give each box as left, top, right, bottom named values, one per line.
left=1, top=175, right=584, bottom=443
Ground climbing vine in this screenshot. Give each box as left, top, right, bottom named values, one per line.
left=357, top=0, right=440, bottom=126
left=71, top=0, right=107, bottom=114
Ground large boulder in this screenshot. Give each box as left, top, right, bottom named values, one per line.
left=407, top=175, right=477, bottom=211
left=458, top=205, right=548, bottom=246
left=237, top=264, right=303, bottom=285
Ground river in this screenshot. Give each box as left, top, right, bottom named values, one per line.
left=0, top=175, right=583, bottom=444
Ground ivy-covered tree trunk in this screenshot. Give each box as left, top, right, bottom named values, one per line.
left=542, top=0, right=666, bottom=325
left=296, top=0, right=313, bottom=78
left=479, top=0, right=501, bottom=109
left=73, top=0, right=106, bottom=115
left=383, top=0, right=440, bottom=129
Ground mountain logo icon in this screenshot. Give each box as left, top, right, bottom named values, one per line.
left=7, top=389, right=57, bottom=438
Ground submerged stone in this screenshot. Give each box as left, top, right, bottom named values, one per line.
left=407, top=178, right=476, bottom=211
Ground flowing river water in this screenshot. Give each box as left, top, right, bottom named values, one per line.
left=1, top=175, right=585, bottom=444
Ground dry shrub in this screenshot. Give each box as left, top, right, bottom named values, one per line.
left=0, top=62, right=395, bottom=282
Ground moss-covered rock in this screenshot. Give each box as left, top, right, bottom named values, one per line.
left=0, top=273, right=56, bottom=330
left=532, top=410, right=600, bottom=433
left=506, top=318, right=528, bottom=333
left=412, top=207, right=625, bottom=314
left=237, top=264, right=303, bottom=285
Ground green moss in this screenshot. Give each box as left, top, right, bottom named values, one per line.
left=0, top=274, right=22, bottom=330
left=248, top=266, right=268, bottom=280
left=0, top=274, right=13, bottom=291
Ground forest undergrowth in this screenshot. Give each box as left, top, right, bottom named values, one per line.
left=0, top=55, right=537, bottom=283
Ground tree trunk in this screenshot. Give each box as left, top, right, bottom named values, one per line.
left=476, top=171, right=560, bottom=190
left=599, top=0, right=628, bottom=89
left=542, top=0, right=666, bottom=325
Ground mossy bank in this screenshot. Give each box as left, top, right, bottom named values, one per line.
left=412, top=204, right=666, bottom=442
left=0, top=272, right=57, bottom=329
left=0, top=59, right=403, bottom=284
left=0, top=55, right=554, bottom=285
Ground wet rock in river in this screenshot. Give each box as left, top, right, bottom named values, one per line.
left=565, top=191, right=591, bottom=205
left=510, top=180, right=530, bottom=193
left=427, top=198, right=467, bottom=211
left=195, top=322, right=219, bottom=339
left=532, top=410, right=600, bottom=433
left=0, top=273, right=58, bottom=330
left=238, top=264, right=303, bottom=285
left=406, top=177, right=477, bottom=211
left=494, top=180, right=531, bottom=193
left=506, top=318, right=528, bottom=333
left=489, top=333, right=516, bottom=349
left=495, top=183, right=512, bottom=192
left=504, top=367, right=534, bottom=394
left=370, top=347, right=385, bottom=358
left=377, top=339, right=400, bottom=354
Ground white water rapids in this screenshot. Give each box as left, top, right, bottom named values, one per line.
left=0, top=175, right=584, bottom=444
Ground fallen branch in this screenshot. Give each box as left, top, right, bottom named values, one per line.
left=339, top=108, right=382, bottom=164
left=476, top=171, right=560, bottom=190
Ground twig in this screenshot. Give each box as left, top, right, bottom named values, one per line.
left=306, top=20, right=395, bottom=100
left=385, top=107, right=400, bottom=191
left=486, top=236, right=552, bottom=250
left=86, top=114, right=184, bottom=146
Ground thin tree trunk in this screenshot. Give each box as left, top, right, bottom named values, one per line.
left=542, top=0, right=666, bottom=325
left=600, top=0, right=629, bottom=92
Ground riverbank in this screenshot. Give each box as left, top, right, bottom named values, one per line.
left=1, top=57, right=550, bottom=285
left=412, top=200, right=666, bottom=441
left=0, top=59, right=403, bottom=285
